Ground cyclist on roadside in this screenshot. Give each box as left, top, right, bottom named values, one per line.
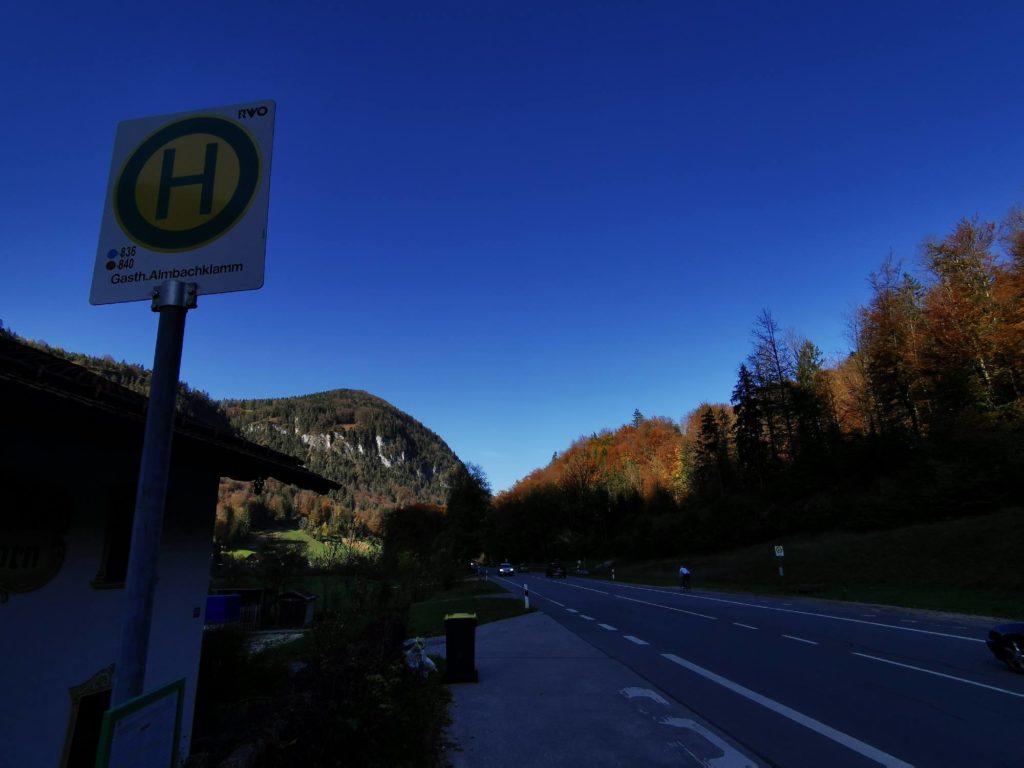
left=678, top=564, right=691, bottom=590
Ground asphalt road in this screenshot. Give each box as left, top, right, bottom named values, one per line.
left=493, top=573, right=1024, bottom=768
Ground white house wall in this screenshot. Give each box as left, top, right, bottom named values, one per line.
left=1, top=464, right=219, bottom=768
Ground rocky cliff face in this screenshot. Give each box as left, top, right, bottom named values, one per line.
left=220, top=390, right=462, bottom=515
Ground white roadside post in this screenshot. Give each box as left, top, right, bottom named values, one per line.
left=524, top=584, right=529, bottom=609
left=775, top=545, right=785, bottom=579
left=91, top=101, right=276, bottom=709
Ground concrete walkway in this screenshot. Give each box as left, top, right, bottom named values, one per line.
left=424, top=611, right=763, bottom=768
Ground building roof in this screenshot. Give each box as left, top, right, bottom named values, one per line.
left=0, top=333, right=339, bottom=493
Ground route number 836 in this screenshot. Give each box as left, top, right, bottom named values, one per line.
left=118, top=245, right=137, bottom=270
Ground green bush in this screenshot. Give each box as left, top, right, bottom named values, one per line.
left=257, top=610, right=449, bottom=767
left=189, top=626, right=289, bottom=758
left=188, top=585, right=450, bottom=768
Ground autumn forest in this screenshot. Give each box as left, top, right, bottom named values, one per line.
left=11, top=208, right=1023, bottom=570
left=484, top=211, right=1024, bottom=563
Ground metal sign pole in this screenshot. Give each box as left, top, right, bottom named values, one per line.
left=111, top=280, right=196, bottom=706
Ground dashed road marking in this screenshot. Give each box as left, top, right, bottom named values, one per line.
left=613, top=592, right=717, bottom=620
left=496, top=576, right=562, bottom=606
left=549, top=580, right=611, bottom=596
left=662, top=653, right=913, bottom=767
left=852, top=652, right=1024, bottom=700
left=782, top=634, right=818, bottom=645
left=580, top=614, right=595, bottom=621
left=599, top=623, right=618, bottom=631
left=733, top=623, right=758, bottom=630
left=624, top=635, right=649, bottom=645
left=607, top=582, right=984, bottom=643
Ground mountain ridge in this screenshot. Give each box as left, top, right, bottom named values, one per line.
left=6, top=332, right=462, bottom=535
left=220, top=389, right=462, bottom=519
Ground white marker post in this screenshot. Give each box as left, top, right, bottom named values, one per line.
left=524, top=584, right=530, bottom=610
left=775, top=545, right=785, bottom=579
left=92, top=101, right=276, bottom=707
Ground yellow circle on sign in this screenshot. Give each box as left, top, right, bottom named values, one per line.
left=115, top=115, right=261, bottom=252
left=132, top=133, right=242, bottom=232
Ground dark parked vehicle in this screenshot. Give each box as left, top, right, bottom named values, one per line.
left=518, top=563, right=529, bottom=573
left=987, top=623, right=1024, bottom=673
left=545, top=561, right=567, bottom=578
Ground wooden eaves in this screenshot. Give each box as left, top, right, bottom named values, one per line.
left=0, top=333, right=339, bottom=495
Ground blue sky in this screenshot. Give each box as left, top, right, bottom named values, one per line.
left=3, top=1, right=1023, bottom=491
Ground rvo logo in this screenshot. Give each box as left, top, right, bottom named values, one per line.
left=237, top=105, right=269, bottom=119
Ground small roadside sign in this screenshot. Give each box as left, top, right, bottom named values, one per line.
left=91, top=100, right=276, bottom=305
left=97, top=678, right=184, bottom=768
left=774, top=545, right=784, bottom=557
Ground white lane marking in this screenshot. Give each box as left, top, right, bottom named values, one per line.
left=624, top=635, right=649, bottom=645
left=566, top=608, right=578, bottom=613
left=852, top=652, right=1024, bottom=700
left=548, top=580, right=611, bottom=596
left=580, top=614, right=595, bottom=621
left=662, top=654, right=913, bottom=767
left=599, top=623, right=618, bottom=631
left=733, top=622, right=758, bottom=630
left=782, top=634, right=818, bottom=645
left=613, top=592, right=718, bottom=620
left=496, top=576, right=563, bottom=606
left=609, top=582, right=983, bottom=643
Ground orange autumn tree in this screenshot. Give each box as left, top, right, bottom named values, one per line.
left=495, top=207, right=1024, bottom=562
left=991, top=208, right=1024, bottom=399
left=920, top=218, right=1004, bottom=416
left=493, top=415, right=686, bottom=559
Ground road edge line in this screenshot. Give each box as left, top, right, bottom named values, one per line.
left=662, top=653, right=913, bottom=768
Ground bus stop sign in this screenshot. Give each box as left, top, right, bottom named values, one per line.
left=91, top=101, right=275, bottom=305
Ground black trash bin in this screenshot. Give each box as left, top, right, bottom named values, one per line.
left=444, top=612, right=478, bottom=683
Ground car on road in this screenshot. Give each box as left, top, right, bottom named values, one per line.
left=545, top=561, right=567, bottom=578
left=518, top=563, right=529, bottom=573
left=497, top=562, right=515, bottom=576
left=987, top=622, right=1024, bottom=673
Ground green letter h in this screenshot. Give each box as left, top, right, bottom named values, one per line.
left=155, top=142, right=219, bottom=220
